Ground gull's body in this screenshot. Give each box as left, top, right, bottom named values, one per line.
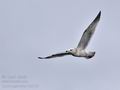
left=38, top=11, right=101, bottom=59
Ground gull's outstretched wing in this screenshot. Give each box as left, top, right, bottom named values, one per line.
left=77, top=11, right=101, bottom=50
left=38, top=52, right=71, bottom=59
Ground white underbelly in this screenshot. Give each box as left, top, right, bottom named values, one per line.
left=75, top=50, right=86, bottom=57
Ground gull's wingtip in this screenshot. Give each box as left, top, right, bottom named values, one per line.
left=38, top=57, right=45, bottom=59
left=94, top=11, right=101, bottom=22
left=99, top=10, right=101, bottom=14
left=97, top=11, right=101, bottom=19
left=98, top=11, right=101, bottom=16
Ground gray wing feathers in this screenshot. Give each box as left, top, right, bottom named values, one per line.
left=77, top=11, right=101, bottom=49
left=38, top=52, right=71, bottom=59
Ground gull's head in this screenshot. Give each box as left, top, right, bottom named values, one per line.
left=66, top=48, right=76, bottom=53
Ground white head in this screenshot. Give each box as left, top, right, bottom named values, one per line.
left=66, top=48, right=76, bottom=54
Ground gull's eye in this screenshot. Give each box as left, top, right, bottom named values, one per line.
left=70, top=49, right=72, bottom=51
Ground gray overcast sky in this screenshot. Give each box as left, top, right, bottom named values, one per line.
left=0, top=0, right=120, bottom=90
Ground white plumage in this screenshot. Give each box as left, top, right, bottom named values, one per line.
left=38, top=11, right=101, bottom=59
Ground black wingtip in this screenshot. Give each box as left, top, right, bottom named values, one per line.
left=96, top=11, right=101, bottom=20
left=38, top=57, right=44, bottom=59
left=98, top=11, right=101, bottom=17
left=92, top=11, right=101, bottom=23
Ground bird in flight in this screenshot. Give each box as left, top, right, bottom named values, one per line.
left=38, top=11, right=101, bottom=59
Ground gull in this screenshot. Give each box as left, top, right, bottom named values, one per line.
left=38, top=11, right=101, bottom=59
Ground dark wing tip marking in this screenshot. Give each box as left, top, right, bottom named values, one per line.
left=84, top=11, right=101, bottom=33
left=94, top=11, right=101, bottom=22
left=38, top=57, right=45, bottom=59
left=38, top=56, right=51, bottom=59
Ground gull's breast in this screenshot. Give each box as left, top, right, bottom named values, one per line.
left=74, top=49, right=86, bottom=57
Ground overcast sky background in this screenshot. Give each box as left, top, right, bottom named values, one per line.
left=0, top=0, right=120, bottom=90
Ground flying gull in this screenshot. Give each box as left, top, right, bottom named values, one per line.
left=38, top=11, right=101, bottom=59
